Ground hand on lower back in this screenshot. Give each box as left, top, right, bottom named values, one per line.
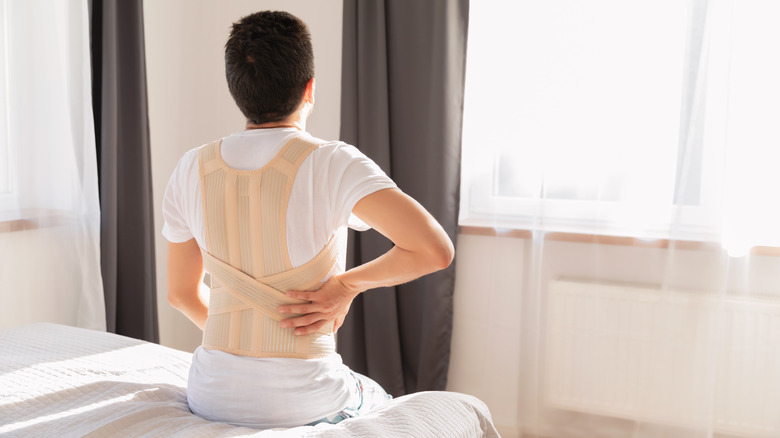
left=277, top=274, right=359, bottom=335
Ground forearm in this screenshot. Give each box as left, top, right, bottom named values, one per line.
left=169, top=291, right=208, bottom=330
left=167, top=239, right=207, bottom=331
left=280, top=241, right=452, bottom=334
left=338, top=244, right=450, bottom=295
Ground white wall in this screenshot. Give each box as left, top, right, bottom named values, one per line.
left=448, top=234, right=780, bottom=437
left=0, top=225, right=103, bottom=330
left=144, top=0, right=343, bottom=352
left=447, top=234, right=526, bottom=436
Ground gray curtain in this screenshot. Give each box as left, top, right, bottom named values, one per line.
left=338, top=0, right=469, bottom=395
left=90, top=0, right=159, bottom=342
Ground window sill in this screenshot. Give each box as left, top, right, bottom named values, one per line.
left=458, top=225, right=780, bottom=257
left=0, top=210, right=75, bottom=234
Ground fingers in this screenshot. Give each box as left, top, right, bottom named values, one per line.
left=277, top=301, right=335, bottom=315
left=284, top=290, right=313, bottom=300
left=277, top=290, right=317, bottom=314
left=279, top=312, right=324, bottom=329
left=279, top=313, right=331, bottom=335
left=277, top=280, right=356, bottom=336
left=278, top=289, right=337, bottom=315
left=292, top=319, right=331, bottom=336
left=277, top=303, right=314, bottom=315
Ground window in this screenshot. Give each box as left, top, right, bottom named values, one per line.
left=0, top=0, right=11, bottom=198
left=460, top=0, right=780, bottom=251
left=0, top=0, right=101, bottom=222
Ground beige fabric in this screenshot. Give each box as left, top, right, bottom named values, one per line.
left=198, top=136, right=338, bottom=359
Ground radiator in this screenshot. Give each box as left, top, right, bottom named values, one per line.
left=545, top=279, right=780, bottom=437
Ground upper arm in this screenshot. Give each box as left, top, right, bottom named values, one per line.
left=352, top=188, right=454, bottom=268
left=162, top=149, right=200, bottom=243
left=325, top=144, right=398, bottom=232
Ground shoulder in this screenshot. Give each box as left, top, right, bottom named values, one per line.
left=165, top=141, right=220, bottom=198
left=172, top=141, right=217, bottom=176
left=178, top=145, right=203, bottom=167
left=302, top=133, right=395, bottom=191
left=301, top=133, right=373, bottom=164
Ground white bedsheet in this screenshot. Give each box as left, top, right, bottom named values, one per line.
left=0, top=323, right=499, bottom=437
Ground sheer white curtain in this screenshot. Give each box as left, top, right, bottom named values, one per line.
left=460, top=0, right=780, bottom=437
left=0, top=0, right=105, bottom=330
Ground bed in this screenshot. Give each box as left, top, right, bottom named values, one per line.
left=0, top=323, right=499, bottom=437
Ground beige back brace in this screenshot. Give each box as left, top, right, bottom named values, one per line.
left=198, top=136, right=338, bottom=359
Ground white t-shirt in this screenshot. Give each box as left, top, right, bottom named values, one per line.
left=161, top=128, right=396, bottom=428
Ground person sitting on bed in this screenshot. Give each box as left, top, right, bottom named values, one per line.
left=161, top=10, right=454, bottom=429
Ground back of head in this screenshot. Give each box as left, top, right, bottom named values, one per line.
left=225, top=11, right=314, bottom=125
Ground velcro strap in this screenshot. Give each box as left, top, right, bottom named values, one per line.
left=202, top=250, right=306, bottom=321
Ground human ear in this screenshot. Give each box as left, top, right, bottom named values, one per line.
left=305, top=77, right=315, bottom=105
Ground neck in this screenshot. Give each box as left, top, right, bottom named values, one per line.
left=245, top=106, right=309, bottom=132
left=245, top=120, right=305, bottom=131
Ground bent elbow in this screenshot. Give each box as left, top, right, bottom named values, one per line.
left=168, top=292, right=184, bottom=310
left=430, top=238, right=455, bottom=271
left=441, top=242, right=456, bottom=270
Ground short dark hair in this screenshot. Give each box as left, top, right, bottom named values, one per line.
left=225, top=11, right=314, bottom=125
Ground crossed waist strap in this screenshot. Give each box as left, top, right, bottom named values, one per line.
left=200, top=236, right=339, bottom=359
